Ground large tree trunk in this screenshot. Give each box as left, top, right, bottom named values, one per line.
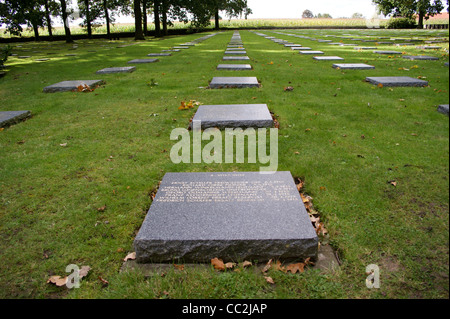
left=44, top=0, right=53, bottom=40
left=60, top=0, right=73, bottom=43
left=417, top=11, right=425, bottom=29
left=162, top=0, right=168, bottom=36
left=214, top=9, right=220, bottom=30
left=142, top=0, right=148, bottom=36
left=32, top=23, right=40, bottom=41
left=154, top=0, right=161, bottom=37
left=84, top=0, right=92, bottom=38
left=134, top=0, right=145, bottom=40
left=103, top=0, right=111, bottom=38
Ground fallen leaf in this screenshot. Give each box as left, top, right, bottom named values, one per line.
left=274, top=260, right=286, bottom=273
left=47, top=275, right=68, bottom=287
left=123, top=252, right=136, bottom=261
left=97, top=205, right=106, bottom=212
left=211, top=257, right=225, bottom=271
left=377, top=83, right=384, bottom=88
left=264, top=276, right=275, bottom=284
left=286, top=262, right=305, bottom=274
left=388, top=180, right=397, bottom=187
left=98, top=276, right=109, bottom=287
left=225, top=262, right=236, bottom=270
left=174, top=264, right=185, bottom=271
left=262, top=259, right=272, bottom=273
left=60, top=143, right=67, bottom=147
left=242, top=261, right=252, bottom=268
left=284, top=86, right=294, bottom=91
left=79, top=266, right=91, bottom=279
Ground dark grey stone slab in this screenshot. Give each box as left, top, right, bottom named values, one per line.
left=354, top=47, right=377, bottom=50
left=417, top=46, right=441, bottom=50
left=333, top=63, right=375, bottom=70
left=402, top=55, right=439, bottom=61
left=366, top=76, right=428, bottom=87
left=209, top=77, right=260, bottom=89
left=437, top=104, right=449, bottom=115
left=373, top=50, right=402, bottom=55
left=43, top=80, right=105, bottom=93
left=191, top=104, right=273, bottom=128
left=223, top=56, right=250, bottom=61
left=96, top=66, right=136, bottom=74
left=0, top=111, right=31, bottom=128
left=216, top=64, right=252, bottom=71
left=313, top=56, right=344, bottom=61
left=127, top=58, right=159, bottom=64
left=147, top=53, right=171, bottom=56
left=134, top=171, right=319, bottom=263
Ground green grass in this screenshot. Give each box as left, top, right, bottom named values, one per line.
left=0, top=29, right=448, bottom=299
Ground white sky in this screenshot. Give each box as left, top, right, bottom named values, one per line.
left=246, top=0, right=380, bottom=19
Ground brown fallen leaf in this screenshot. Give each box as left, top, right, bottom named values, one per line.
left=286, top=262, right=305, bottom=274
left=47, top=275, right=68, bottom=287
left=97, top=205, right=106, bottom=212
left=225, top=262, right=236, bottom=270
left=98, top=276, right=109, bottom=287
left=262, top=259, right=272, bottom=273
left=274, top=260, right=286, bottom=273
left=174, top=264, right=185, bottom=271
left=284, top=86, right=294, bottom=91
left=79, top=266, right=91, bottom=279
left=123, top=252, right=136, bottom=261
left=264, top=276, right=275, bottom=284
left=388, top=180, right=397, bottom=187
left=242, top=261, right=252, bottom=268
left=211, top=257, right=225, bottom=271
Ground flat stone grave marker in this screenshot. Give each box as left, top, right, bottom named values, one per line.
left=216, top=64, right=252, bottom=71
left=227, top=45, right=244, bottom=48
left=209, top=77, right=260, bottom=89
left=226, top=47, right=246, bottom=51
left=35, top=58, right=50, bottom=61
left=18, top=56, right=31, bottom=59
left=374, top=50, right=402, bottom=55
left=43, top=80, right=105, bottom=93
left=224, top=51, right=247, bottom=55
left=162, top=49, right=180, bottom=52
left=394, top=43, right=414, bottom=46
left=417, top=46, right=441, bottom=50
left=333, top=63, right=375, bottom=70
left=96, top=66, right=136, bottom=74
left=0, top=111, right=31, bottom=128
left=354, top=47, right=377, bottom=50
left=284, top=44, right=302, bottom=47
left=366, top=76, right=428, bottom=87
left=127, top=59, right=159, bottom=64
left=437, top=104, right=449, bottom=115
left=173, top=46, right=189, bottom=49
left=134, top=171, right=319, bottom=263
left=147, top=53, right=171, bottom=57
left=313, top=56, right=344, bottom=61
left=191, top=104, right=273, bottom=128
left=402, top=55, right=439, bottom=61
left=292, top=47, right=309, bottom=50
left=223, top=56, right=250, bottom=61
left=299, top=51, right=324, bottom=55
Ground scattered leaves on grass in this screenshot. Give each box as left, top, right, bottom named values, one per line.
left=76, top=84, right=94, bottom=93
left=388, top=180, right=397, bottom=187
left=211, top=257, right=225, bottom=271
left=47, top=275, right=68, bottom=287
left=98, top=276, right=109, bottom=288
left=59, top=143, right=67, bottom=147
left=286, top=263, right=305, bottom=274
left=264, top=276, right=275, bottom=284
left=284, top=86, right=294, bottom=91
left=174, top=264, right=185, bottom=271
left=178, top=100, right=200, bottom=110
left=242, top=261, right=252, bottom=268
left=262, top=259, right=272, bottom=273
left=225, top=262, right=236, bottom=270
left=123, top=252, right=136, bottom=261
left=97, top=205, right=106, bottom=212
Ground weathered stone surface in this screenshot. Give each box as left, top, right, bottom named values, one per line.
left=437, top=104, right=449, bottom=115
left=366, top=76, right=428, bottom=87
left=313, top=56, right=344, bottom=61
left=402, top=55, right=439, bottom=61
left=209, top=77, right=260, bottom=89
left=147, top=53, right=172, bottom=56
left=191, top=104, right=273, bottom=128
left=134, top=171, right=319, bottom=263
left=96, top=66, right=136, bottom=74
left=222, top=56, right=250, bottom=61
left=333, top=63, right=375, bottom=70
left=216, top=64, right=252, bottom=71
left=0, top=111, right=31, bottom=127
left=127, top=58, right=159, bottom=64
left=43, top=80, right=105, bottom=93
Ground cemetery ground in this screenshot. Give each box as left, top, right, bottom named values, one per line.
left=0, top=29, right=448, bottom=299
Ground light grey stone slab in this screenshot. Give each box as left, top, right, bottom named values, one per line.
left=172, top=46, right=189, bottom=49
left=291, top=47, right=309, bottom=50
left=209, top=77, right=260, bottom=89
left=96, top=66, right=136, bottom=74
left=216, top=64, right=252, bottom=71
left=191, top=104, right=273, bottom=129
left=223, top=56, right=250, bottom=61
left=43, top=80, right=105, bottom=93
left=417, top=46, right=441, bottom=50
left=226, top=47, right=246, bottom=50
left=134, top=171, right=319, bottom=263
left=354, top=47, right=377, bottom=50
left=402, top=55, right=439, bottom=61
left=299, top=51, right=324, bottom=55
left=162, top=49, right=180, bottom=52
left=313, top=56, right=344, bottom=61
left=374, top=51, right=402, bottom=55
left=0, top=111, right=31, bottom=128
left=147, top=53, right=171, bottom=56
left=224, top=51, right=247, bottom=55
left=333, top=63, right=375, bottom=70
left=366, top=76, right=428, bottom=87
left=437, top=104, right=449, bottom=115
left=127, top=58, right=159, bottom=64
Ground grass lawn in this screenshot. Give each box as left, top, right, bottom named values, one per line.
left=0, top=28, right=448, bottom=299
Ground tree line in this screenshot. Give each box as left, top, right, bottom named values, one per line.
left=0, top=0, right=251, bottom=42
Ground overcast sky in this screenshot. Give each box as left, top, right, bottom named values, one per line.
left=246, top=0, right=380, bottom=19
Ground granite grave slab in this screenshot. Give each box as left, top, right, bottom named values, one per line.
left=43, top=80, right=105, bottom=93
left=438, top=104, right=449, bottom=115
left=134, top=171, right=319, bottom=263
left=96, top=66, right=136, bottom=74
left=373, top=51, right=402, bottom=55
left=333, top=63, right=375, bottom=70
left=366, top=76, right=428, bottom=87
left=0, top=111, right=31, bottom=128
left=223, top=56, right=250, bottom=61
left=127, top=59, right=159, bottom=64
left=209, top=77, right=260, bottom=89
left=216, top=64, right=252, bottom=71
left=299, top=51, right=324, bottom=55
left=313, top=56, right=344, bottom=61
left=402, top=55, right=439, bottom=60
left=191, top=104, right=273, bottom=128
left=147, top=53, right=172, bottom=57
